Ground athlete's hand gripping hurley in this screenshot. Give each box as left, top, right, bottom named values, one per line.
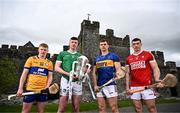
left=127, top=73, right=177, bottom=94
left=8, top=83, right=59, bottom=100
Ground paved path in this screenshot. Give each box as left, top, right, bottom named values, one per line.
left=120, top=103, right=180, bottom=113
left=85, top=103, right=180, bottom=113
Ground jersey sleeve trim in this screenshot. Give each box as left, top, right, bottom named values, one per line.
left=56, top=60, right=62, bottom=63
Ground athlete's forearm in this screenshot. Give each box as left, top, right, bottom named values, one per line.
left=150, top=61, right=160, bottom=81
left=55, top=67, right=70, bottom=76
left=18, top=69, right=28, bottom=90
left=92, top=66, right=98, bottom=87
left=55, top=61, right=70, bottom=76
left=125, top=66, right=130, bottom=90
left=153, top=67, right=160, bottom=82
left=45, top=72, right=53, bottom=88
left=125, top=73, right=130, bottom=90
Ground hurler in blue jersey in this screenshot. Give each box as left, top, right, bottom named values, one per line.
left=92, top=39, right=124, bottom=113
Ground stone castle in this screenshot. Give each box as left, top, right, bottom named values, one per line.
left=0, top=41, right=52, bottom=59
left=0, top=20, right=179, bottom=98
left=76, top=20, right=180, bottom=97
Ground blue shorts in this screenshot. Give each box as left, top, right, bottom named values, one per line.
left=23, top=92, right=47, bottom=103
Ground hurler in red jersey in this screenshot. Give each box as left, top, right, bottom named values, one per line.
left=126, top=50, right=155, bottom=87
left=125, top=38, right=163, bottom=113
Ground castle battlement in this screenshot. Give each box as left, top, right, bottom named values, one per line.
left=81, top=20, right=100, bottom=28
left=1, top=44, right=9, bottom=49
left=151, top=51, right=165, bottom=67
left=0, top=41, right=38, bottom=59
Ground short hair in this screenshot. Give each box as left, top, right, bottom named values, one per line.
left=70, top=37, right=78, bottom=41
left=39, top=43, right=48, bottom=49
left=99, top=38, right=108, bottom=44
left=132, top=38, right=141, bottom=43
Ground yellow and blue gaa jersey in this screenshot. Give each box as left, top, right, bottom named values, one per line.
left=94, top=53, right=120, bottom=86
left=24, top=56, right=53, bottom=91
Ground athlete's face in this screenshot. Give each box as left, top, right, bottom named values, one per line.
left=38, top=46, right=48, bottom=58
left=99, top=41, right=109, bottom=52
left=132, top=41, right=142, bottom=53
left=69, top=39, right=78, bottom=50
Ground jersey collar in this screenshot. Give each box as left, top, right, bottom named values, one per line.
left=132, top=50, right=143, bottom=56
left=67, top=50, right=77, bottom=54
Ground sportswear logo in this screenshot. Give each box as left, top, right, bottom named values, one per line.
left=40, top=62, right=44, bottom=66
left=38, top=68, right=44, bottom=72
left=45, top=63, right=48, bottom=66
left=33, top=61, right=38, bottom=64
left=130, top=60, right=146, bottom=70
left=96, top=60, right=114, bottom=68
left=96, top=62, right=107, bottom=68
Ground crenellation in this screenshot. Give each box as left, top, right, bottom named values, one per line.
left=2, top=44, right=9, bottom=49
left=0, top=42, right=38, bottom=59
left=92, top=21, right=100, bottom=28
left=166, top=61, right=177, bottom=73
left=151, top=51, right=165, bottom=67
left=123, top=35, right=130, bottom=47
left=81, top=20, right=100, bottom=33
left=10, top=45, right=17, bottom=49
left=106, top=29, right=114, bottom=38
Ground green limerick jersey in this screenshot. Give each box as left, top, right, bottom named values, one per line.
left=57, top=51, right=81, bottom=80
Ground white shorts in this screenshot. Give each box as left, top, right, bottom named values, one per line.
left=96, top=85, right=118, bottom=98
left=130, top=86, right=156, bottom=100
left=60, top=77, right=82, bottom=96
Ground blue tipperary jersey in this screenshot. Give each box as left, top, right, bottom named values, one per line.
left=94, top=52, right=120, bottom=86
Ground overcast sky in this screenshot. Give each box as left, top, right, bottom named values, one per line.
left=0, top=0, right=180, bottom=66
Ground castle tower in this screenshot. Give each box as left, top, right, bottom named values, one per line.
left=151, top=51, right=165, bottom=67
left=78, top=20, right=100, bottom=63
left=166, top=61, right=177, bottom=73
left=78, top=20, right=130, bottom=65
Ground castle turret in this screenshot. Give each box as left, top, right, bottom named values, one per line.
left=123, top=35, right=130, bottom=47
left=106, top=29, right=114, bottom=38
left=166, top=61, right=177, bottom=73
left=151, top=51, right=165, bottom=67
left=78, top=20, right=130, bottom=65
left=78, top=20, right=100, bottom=63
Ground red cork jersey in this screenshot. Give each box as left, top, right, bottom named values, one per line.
left=126, top=51, right=155, bottom=86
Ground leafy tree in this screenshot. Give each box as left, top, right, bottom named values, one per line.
left=0, top=58, right=19, bottom=94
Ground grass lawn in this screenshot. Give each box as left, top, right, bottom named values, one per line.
left=0, top=98, right=180, bottom=112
